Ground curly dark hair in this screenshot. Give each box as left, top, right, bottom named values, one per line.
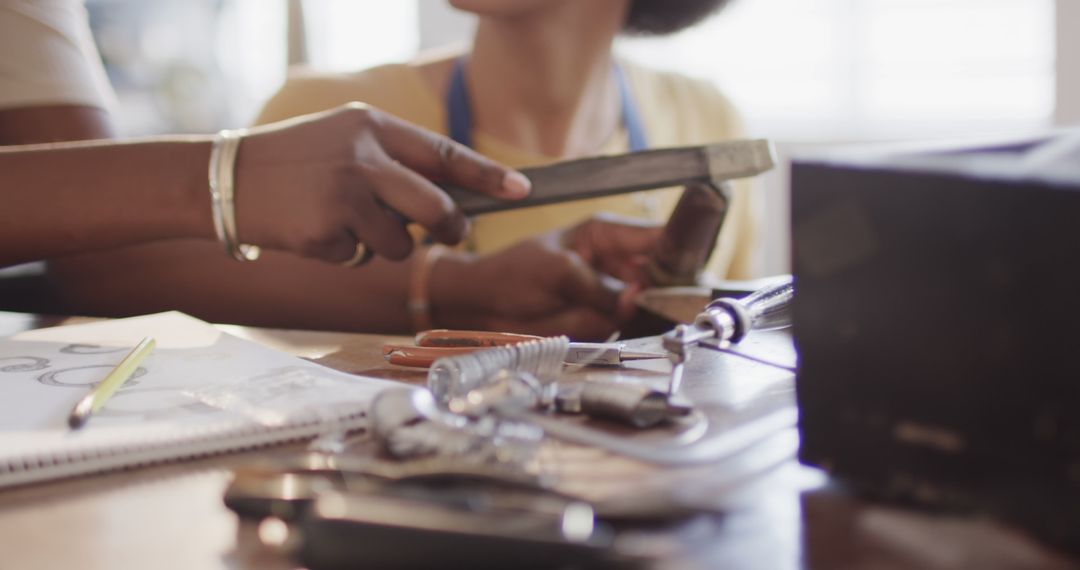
left=623, top=0, right=732, bottom=35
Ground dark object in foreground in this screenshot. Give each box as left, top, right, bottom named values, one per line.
left=792, top=132, right=1080, bottom=553
left=225, top=459, right=620, bottom=570
left=294, top=489, right=616, bottom=570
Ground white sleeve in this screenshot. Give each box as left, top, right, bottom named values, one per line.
left=0, top=0, right=115, bottom=110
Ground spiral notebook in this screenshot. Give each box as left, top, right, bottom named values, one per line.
left=0, top=312, right=394, bottom=488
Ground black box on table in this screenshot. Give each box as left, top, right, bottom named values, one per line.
left=790, top=132, right=1080, bottom=551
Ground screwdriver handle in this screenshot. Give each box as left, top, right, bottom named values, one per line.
left=735, top=276, right=794, bottom=332
left=700, top=277, right=793, bottom=343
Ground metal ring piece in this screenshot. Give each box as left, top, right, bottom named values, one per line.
left=340, top=243, right=373, bottom=267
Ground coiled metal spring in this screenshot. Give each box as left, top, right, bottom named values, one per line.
left=427, top=336, right=570, bottom=405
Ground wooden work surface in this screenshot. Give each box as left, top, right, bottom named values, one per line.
left=0, top=312, right=1072, bottom=569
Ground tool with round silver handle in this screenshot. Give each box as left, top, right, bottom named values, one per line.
left=661, top=277, right=794, bottom=394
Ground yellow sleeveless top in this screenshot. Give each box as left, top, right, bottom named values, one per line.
left=255, top=59, right=757, bottom=278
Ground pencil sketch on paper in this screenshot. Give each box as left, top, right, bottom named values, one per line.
left=0, top=312, right=394, bottom=431
left=37, top=365, right=148, bottom=388
left=0, top=356, right=50, bottom=373
left=59, top=343, right=127, bottom=355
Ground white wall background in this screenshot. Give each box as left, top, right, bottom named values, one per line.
left=613, top=0, right=1058, bottom=275
left=1057, top=0, right=1080, bottom=125
left=618, top=0, right=1056, bottom=143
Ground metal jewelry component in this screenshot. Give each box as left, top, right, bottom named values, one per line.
left=446, top=370, right=546, bottom=418
left=370, top=387, right=542, bottom=467
left=339, top=243, right=372, bottom=268
left=553, top=382, right=695, bottom=428
left=578, top=381, right=693, bottom=429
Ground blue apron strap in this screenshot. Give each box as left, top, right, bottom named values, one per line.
left=447, top=58, right=649, bottom=152
left=446, top=58, right=474, bottom=149
left=614, top=63, right=649, bottom=151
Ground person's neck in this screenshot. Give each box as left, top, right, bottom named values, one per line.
left=466, top=4, right=626, bottom=159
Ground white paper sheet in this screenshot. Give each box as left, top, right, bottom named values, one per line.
left=0, top=312, right=392, bottom=431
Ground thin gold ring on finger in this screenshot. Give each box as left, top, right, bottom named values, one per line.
left=434, top=138, right=456, bottom=164
left=340, top=243, right=373, bottom=268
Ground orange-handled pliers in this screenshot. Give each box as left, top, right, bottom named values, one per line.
left=383, top=329, right=666, bottom=368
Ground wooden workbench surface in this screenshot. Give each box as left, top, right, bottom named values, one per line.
left=0, top=312, right=1071, bottom=569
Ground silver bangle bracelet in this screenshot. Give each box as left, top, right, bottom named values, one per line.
left=208, top=129, right=261, bottom=262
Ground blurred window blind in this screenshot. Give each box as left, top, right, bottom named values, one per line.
left=302, top=0, right=419, bottom=72
left=617, top=0, right=1055, bottom=141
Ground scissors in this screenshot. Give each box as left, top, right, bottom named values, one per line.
left=383, top=330, right=666, bottom=368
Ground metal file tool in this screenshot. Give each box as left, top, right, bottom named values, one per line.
left=442, top=139, right=776, bottom=216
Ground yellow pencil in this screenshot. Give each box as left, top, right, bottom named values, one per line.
left=68, top=336, right=156, bottom=429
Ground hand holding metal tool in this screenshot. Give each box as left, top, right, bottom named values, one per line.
left=383, top=329, right=666, bottom=368
left=662, top=277, right=794, bottom=394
